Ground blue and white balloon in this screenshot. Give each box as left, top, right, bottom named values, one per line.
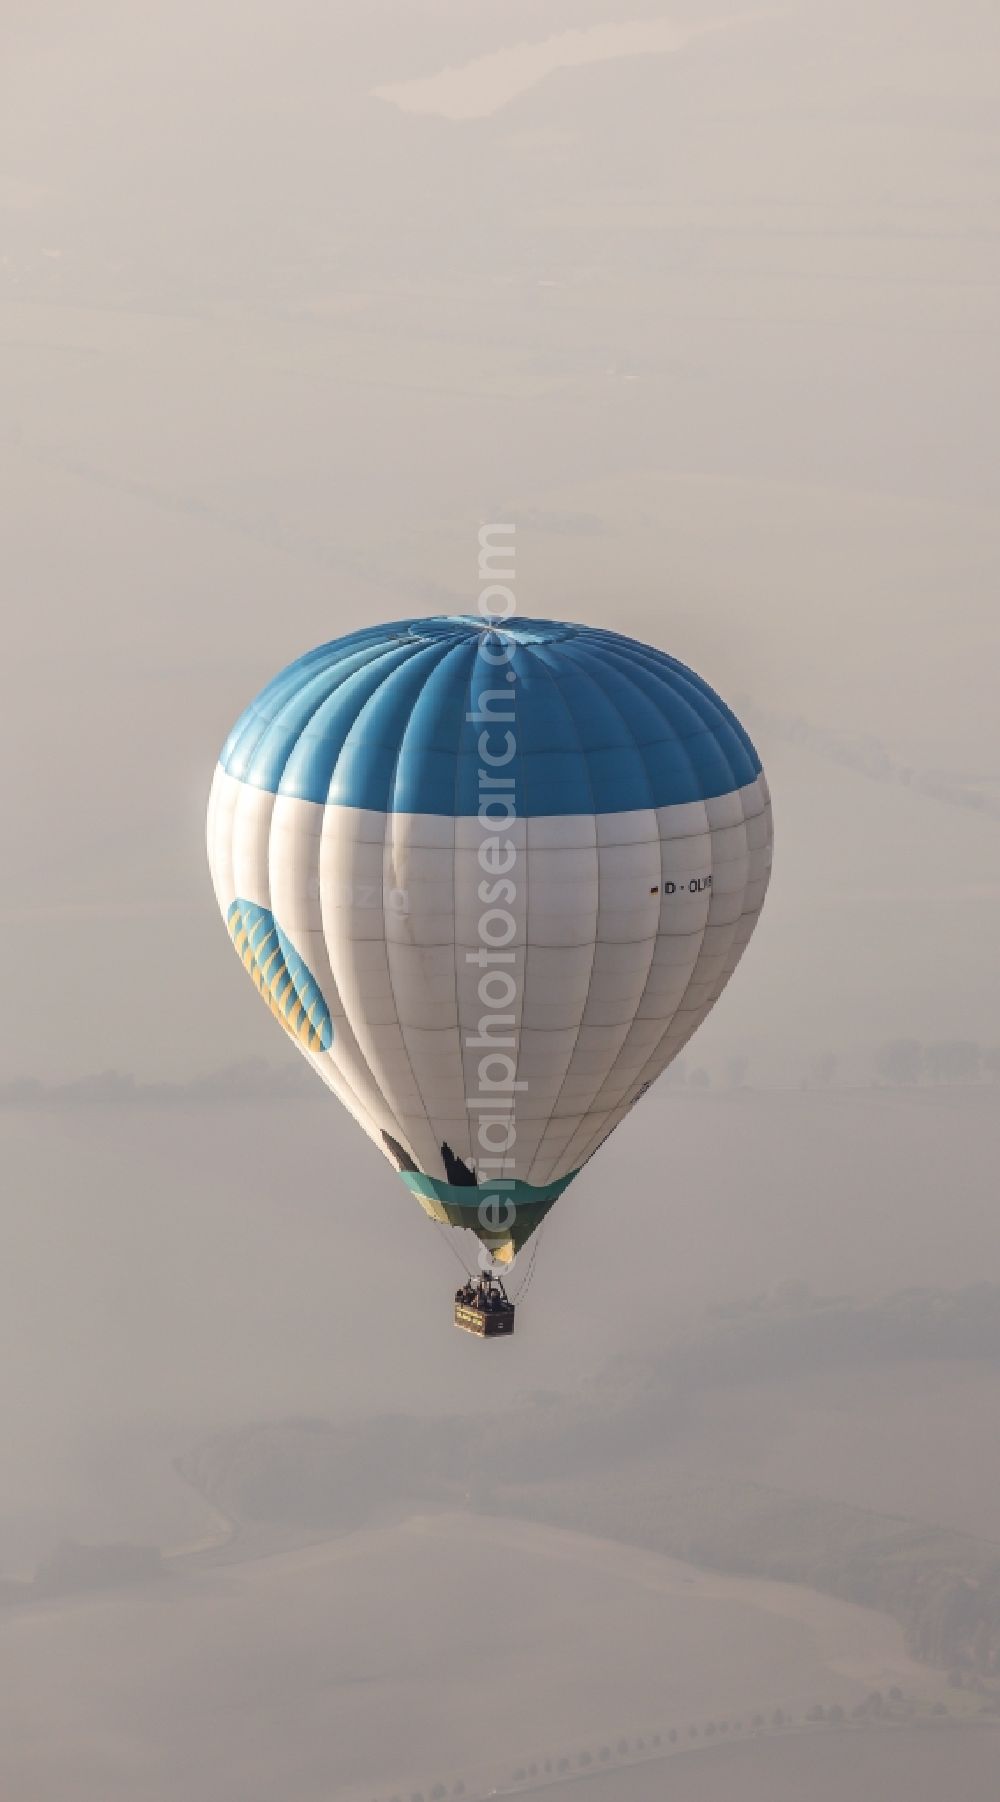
left=207, top=617, right=772, bottom=1262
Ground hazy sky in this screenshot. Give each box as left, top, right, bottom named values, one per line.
left=2, top=0, right=998, bottom=1093
left=2, top=0, right=998, bottom=1481
left=2, top=6, right=999, bottom=1794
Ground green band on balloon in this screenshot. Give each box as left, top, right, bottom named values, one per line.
left=399, top=1168, right=579, bottom=1253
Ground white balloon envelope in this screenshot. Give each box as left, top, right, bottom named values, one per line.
left=207, top=616, right=773, bottom=1266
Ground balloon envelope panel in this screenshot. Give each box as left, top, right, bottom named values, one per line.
left=207, top=617, right=772, bottom=1258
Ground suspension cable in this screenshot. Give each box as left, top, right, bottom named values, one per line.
left=433, top=1218, right=477, bottom=1279
left=434, top=1218, right=545, bottom=1297
left=509, top=1225, right=545, bottom=1303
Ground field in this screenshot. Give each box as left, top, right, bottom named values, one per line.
left=531, top=1723, right=1000, bottom=1802
left=0, top=1512, right=945, bottom=1802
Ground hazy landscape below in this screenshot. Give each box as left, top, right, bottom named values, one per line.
left=539, top=1725, right=1000, bottom=1802
left=7, top=1242, right=1000, bottom=1796
left=0, top=1512, right=957, bottom=1802
left=2, top=1082, right=997, bottom=1570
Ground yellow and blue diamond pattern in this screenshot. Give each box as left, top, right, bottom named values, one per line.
left=227, top=898, right=333, bottom=1053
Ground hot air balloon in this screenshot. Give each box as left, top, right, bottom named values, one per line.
left=207, top=616, right=772, bottom=1333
